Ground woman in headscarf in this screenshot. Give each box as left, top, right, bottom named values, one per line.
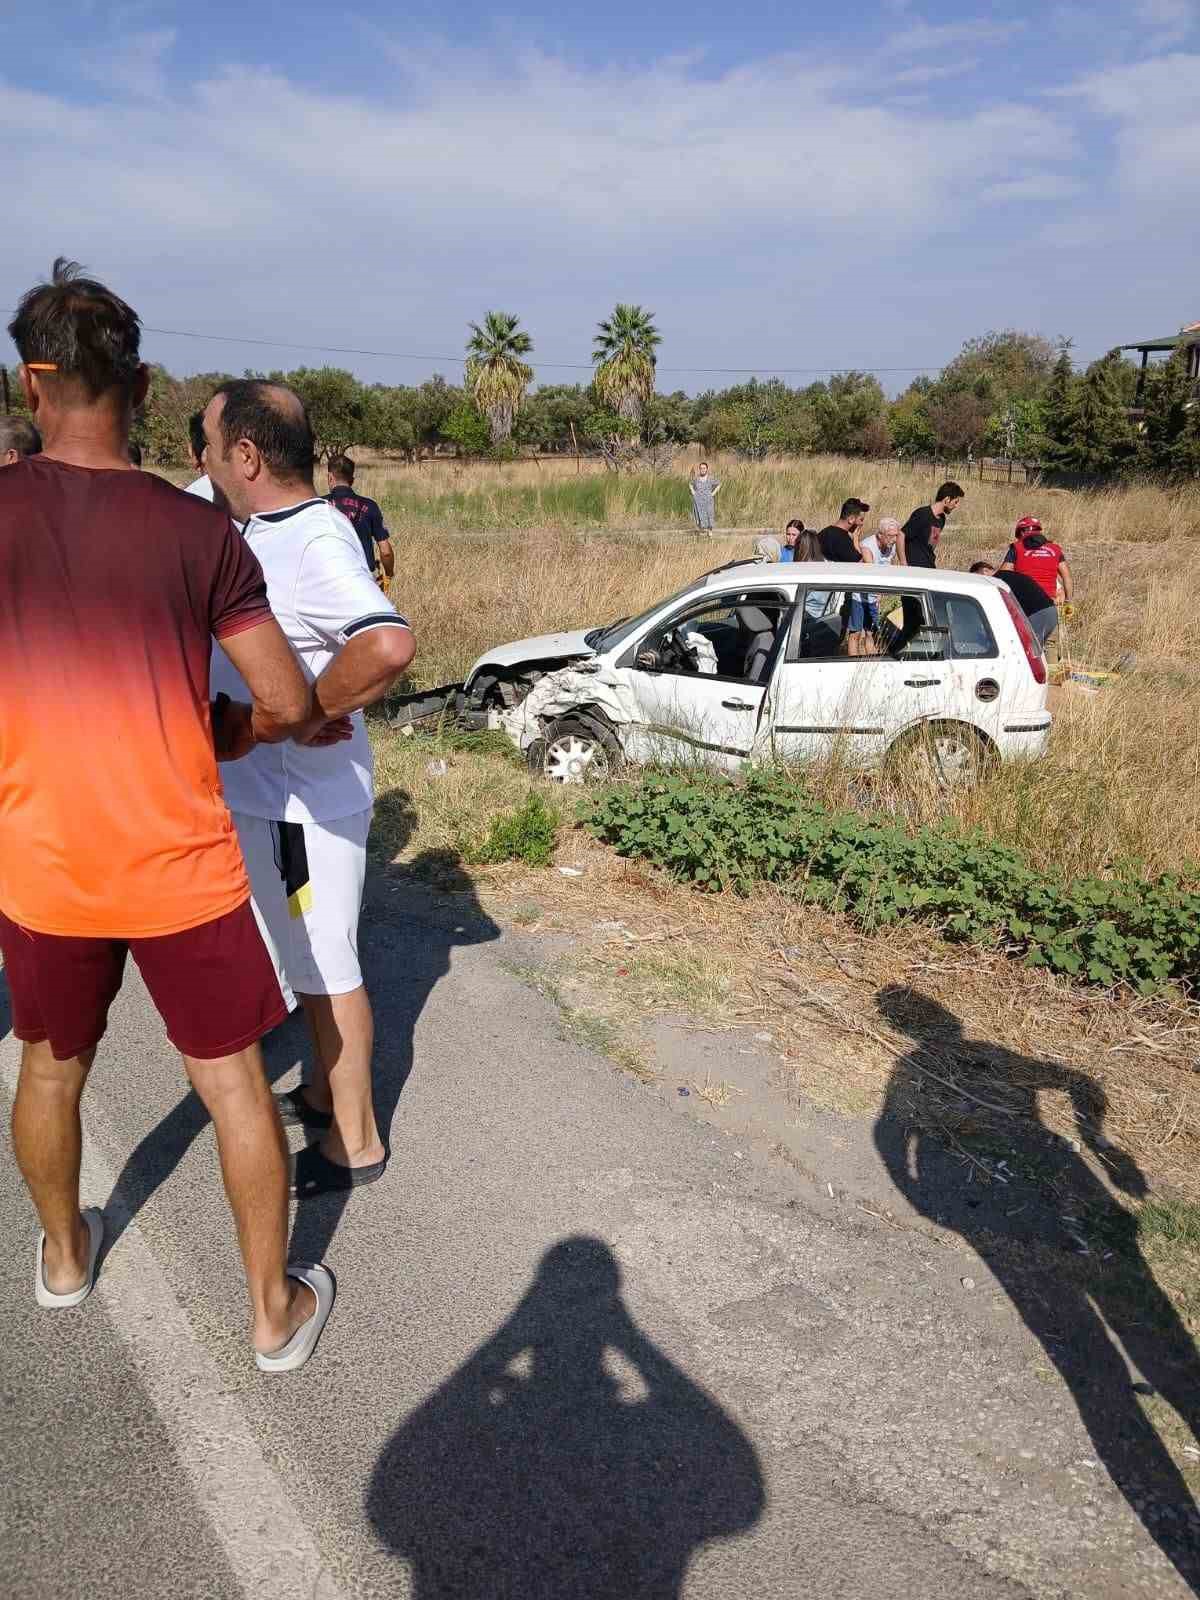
left=689, top=462, right=720, bottom=534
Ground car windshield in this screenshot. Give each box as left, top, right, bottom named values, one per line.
left=586, top=577, right=711, bottom=654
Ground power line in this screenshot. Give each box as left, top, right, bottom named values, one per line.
left=136, top=322, right=939, bottom=375
left=3, top=307, right=940, bottom=377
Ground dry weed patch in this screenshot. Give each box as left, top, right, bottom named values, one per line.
left=428, top=832, right=1200, bottom=1201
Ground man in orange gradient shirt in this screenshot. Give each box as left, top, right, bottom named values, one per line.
left=0, top=259, right=334, bottom=1372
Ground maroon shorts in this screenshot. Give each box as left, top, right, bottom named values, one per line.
left=0, top=900, right=287, bottom=1061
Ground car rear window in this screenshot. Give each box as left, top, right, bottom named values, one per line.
left=930, top=594, right=998, bottom=660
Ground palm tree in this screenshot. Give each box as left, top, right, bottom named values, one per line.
left=465, top=312, right=534, bottom=444
left=592, top=304, right=661, bottom=423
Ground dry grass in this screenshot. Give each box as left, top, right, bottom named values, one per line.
left=389, top=526, right=736, bottom=689
left=356, top=450, right=1200, bottom=546
left=690, top=1071, right=742, bottom=1109
left=465, top=839, right=1200, bottom=1204
left=372, top=504, right=1200, bottom=878
left=348, top=454, right=1200, bottom=691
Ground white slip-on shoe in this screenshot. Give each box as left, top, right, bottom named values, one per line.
left=35, top=1207, right=104, bottom=1310
left=255, top=1264, right=336, bottom=1374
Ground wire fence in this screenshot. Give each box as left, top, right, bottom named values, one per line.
left=895, top=454, right=1037, bottom=486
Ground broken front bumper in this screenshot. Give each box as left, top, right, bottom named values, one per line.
left=387, top=683, right=490, bottom=733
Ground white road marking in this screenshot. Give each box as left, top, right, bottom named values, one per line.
left=1, top=1054, right=347, bottom=1600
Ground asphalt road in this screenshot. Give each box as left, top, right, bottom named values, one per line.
left=1, top=868, right=1195, bottom=1598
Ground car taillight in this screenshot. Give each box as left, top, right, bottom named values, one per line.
left=1000, top=590, right=1047, bottom=684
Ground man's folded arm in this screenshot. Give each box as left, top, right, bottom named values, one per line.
left=217, top=616, right=311, bottom=743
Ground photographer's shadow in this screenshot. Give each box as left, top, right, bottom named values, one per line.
left=874, top=986, right=1200, bottom=1593
left=366, top=1235, right=765, bottom=1599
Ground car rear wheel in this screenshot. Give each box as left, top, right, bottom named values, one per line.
left=888, top=721, right=994, bottom=788
left=532, top=717, right=622, bottom=784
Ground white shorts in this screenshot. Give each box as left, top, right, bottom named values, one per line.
left=232, top=809, right=372, bottom=1002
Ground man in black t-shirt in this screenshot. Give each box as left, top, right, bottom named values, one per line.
left=970, top=561, right=1059, bottom=649
left=818, top=497, right=869, bottom=562
left=819, top=498, right=870, bottom=654
left=326, top=454, right=395, bottom=591
left=900, top=480, right=964, bottom=569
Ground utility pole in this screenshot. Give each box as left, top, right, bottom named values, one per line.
left=1, top=365, right=9, bottom=413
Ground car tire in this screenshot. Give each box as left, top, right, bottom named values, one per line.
left=533, top=716, right=623, bottom=784
left=887, top=720, right=994, bottom=788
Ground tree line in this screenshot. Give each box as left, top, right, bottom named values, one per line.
left=9, top=305, right=1193, bottom=478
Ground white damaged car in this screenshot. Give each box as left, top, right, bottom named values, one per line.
left=392, top=562, right=1052, bottom=784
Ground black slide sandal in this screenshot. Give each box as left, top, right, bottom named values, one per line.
left=290, top=1142, right=387, bottom=1198
left=275, top=1087, right=333, bottom=1133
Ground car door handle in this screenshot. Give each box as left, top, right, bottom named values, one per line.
left=721, top=698, right=756, bottom=710
left=904, top=678, right=942, bottom=688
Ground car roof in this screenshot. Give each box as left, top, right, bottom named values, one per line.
left=703, top=561, right=999, bottom=594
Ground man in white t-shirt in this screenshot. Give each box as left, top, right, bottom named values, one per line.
left=206, top=381, right=415, bottom=1197
left=860, top=516, right=901, bottom=569
left=857, top=517, right=902, bottom=643
left=184, top=409, right=214, bottom=500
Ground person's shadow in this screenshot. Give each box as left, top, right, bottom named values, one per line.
left=366, top=1235, right=765, bottom=1598
left=286, top=836, right=499, bottom=1264
left=874, top=986, right=1200, bottom=1592
left=100, top=785, right=497, bottom=1266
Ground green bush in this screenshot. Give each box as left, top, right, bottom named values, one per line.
left=469, top=791, right=560, bottom=867
left=583, top=772, right=1200, bottom=994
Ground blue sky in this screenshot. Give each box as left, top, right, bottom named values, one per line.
left=2, top=0, right=1197, bottom=392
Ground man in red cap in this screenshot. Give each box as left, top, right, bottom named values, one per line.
left=999, top=516, right=1073, bottom=645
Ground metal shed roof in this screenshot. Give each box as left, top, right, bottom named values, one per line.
left=1121, top=323, right=1200, bottom=353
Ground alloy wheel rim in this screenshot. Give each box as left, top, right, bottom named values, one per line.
left=545, top=734, right=606, bottom=784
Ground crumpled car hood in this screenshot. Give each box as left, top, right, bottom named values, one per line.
left=467, top=629, right=595, bottom=679
left=497, top=662, right=640, bottom=750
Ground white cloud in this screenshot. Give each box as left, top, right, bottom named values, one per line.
left=1058, top=51, right=1200, bottom=199
left=889, top=61, right=979, bottom=85
left=1134, top=0, right=1197, bottom=46
left=78, top=25, right=174, bottom=100
left=0, top=35, right=1163, bottom=380
left=885, top=17, right=1026, bottom=54
left=983, top=174, right=1086, bottom=202
left=1, top=44, right=1074, bottom=254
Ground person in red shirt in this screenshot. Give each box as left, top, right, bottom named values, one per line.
left=1, top=259, right=336, bottom=1371
left=1000, top=516, right=1074, bottom=633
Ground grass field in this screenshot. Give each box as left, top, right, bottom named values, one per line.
left=356, top=449, right=1200, bottom=545
left=359, top=453, right=1200, bottom=882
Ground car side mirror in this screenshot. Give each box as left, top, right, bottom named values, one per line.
left=635, top=648, right=664, bottom=673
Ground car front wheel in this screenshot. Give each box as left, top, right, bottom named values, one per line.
left=531, top=717, right=622, bottom=784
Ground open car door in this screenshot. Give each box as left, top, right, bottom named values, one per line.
left=617, top=586, right=794, bottom=772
